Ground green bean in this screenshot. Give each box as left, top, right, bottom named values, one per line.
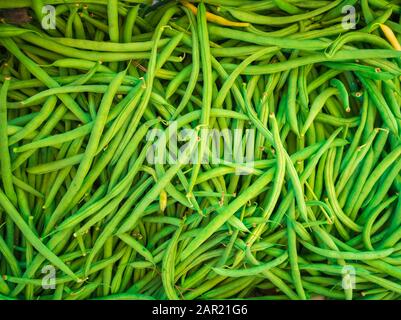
left=287, top=203, right=306, bottom=299
left=321, top=62, right=397, bottom=81
left=2, top=0, right=401, bottom=301
left=286, top=58, right=300, bottom=136
left=9, top=97, right=58, bottom=146
left=8, top=73, right=137, bottom=90
left=364, top=157, right=401, bottom=211
left=165, top=65, right=193, bottom=100
left=26, top=153, right=83, bottom=175
left=244, top=113, right=286, bottom=250
left=73, top=7, right=86, bottom=40
left=14, top=84, right=133, bottom=108
left=0, top=189, right=79, bottom=280
left=209, top=25, right=329, bottom=50
left=327, top=32, right=394, bottom=57
left=56, top=159, right=152, bottom=234
left=111, top=22, right=165, bottom=164
left=362, top=195, right=398, bottom=250
left=274, top=127, right=342, bottom=226
left=301, top=240, right=394, bottom=260
left=214, top=47, right=278, bottom=112
left=48, top=59, right=113, bottom=73
left=161, top=223, right=183, bottom=300
left=351, top=144, right=401, bottom=219
left=180, top=166, right=275, bottom=261
left=187, top=3, right=213, bottom=196
left=44, top=69, right=127, bottom=234
left=0, top=25, right=39, bottom=38
left=0, top=235, right=21, bottom=277
left=93, top=293, right=155, bottom=300
left=221, top=49, right=401, bottom=75
left=325, top=148, right=362, bottom=232
left=116, top=127, right=200, bottom=236
left=13, top=123, right=93, bottom=153
left=301, top=88, right=338, bottom=136
left=53, top=35, right=171, bottom=52
left=0, top=38, right=90, bottom=123
left=336, top=128, right=378, bottom=195
left=18, top=33, right=160, bottom=62
left=330, top=78, right=350, bottom=112
left=0, top=76, right=17, bottom=205
left=118, top=234, right=155, bottom=265
left=224, top=0, right=342, bottom=25
left=107, top=0, right=119, bottom=43
left=274, top=0, right=303, bottom=14
left=85, top=144, right=175, bottom=274
left=354, top=73, right=398, bottom=135
left=11, top=176, right=43, bottom=199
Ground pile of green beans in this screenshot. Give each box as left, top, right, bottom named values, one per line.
left=1, top=0, right=401, bottom=300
